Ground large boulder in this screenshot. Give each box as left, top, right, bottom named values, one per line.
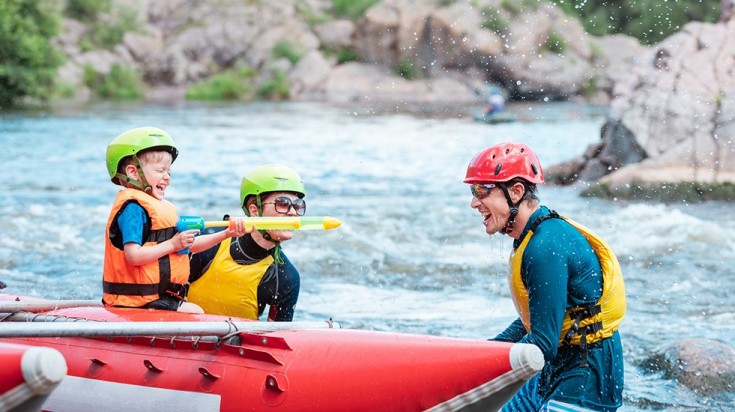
left=352, top=0, right=435, bottom=68
left=642, top=338, right=735, bottom=395
left=351, top=0, right=625, bottom=101
left=590, top=34, right=648, bottom=94
left=493, top=3, right=594, bottom=99
left=321, top=62, right=477, bottom=103
left=552, top=19, right=735, bottom=192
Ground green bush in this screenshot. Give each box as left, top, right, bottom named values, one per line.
left=66, top=0, right=138, bottom=51
left=80, top=7, right=139, bottom=51
left=336, top=47, right=360, bottom=64
left=64, top=0, right=111, bottom=21
left=296, top=1, right=331, bottom=27
left=258, top=70, right=290, bottom=100
left=83, top=64, right=144, bottom=100
left=0, top=0, right=64, bottom=108
left=331, top=0, right=380, bottom=20
left=579, top=76, right=598, bottom=97
left=55, top=82, right=77, bottom=99
left=589, top=41, right=604, bottom=60
left=186, top=67, right=255, bottom=101
left=272, top=41, right=303, bottom=65
left=582, top=181, right=735, bottom=203
left=394, top=58, right=420, bottom=80
left=500, top=0, right=522, bottom=16
left=480, top=7, right=509, bottom=33
left=548, top=0, right=720, bottom=45
left=543, top=30, right=566, bottom=54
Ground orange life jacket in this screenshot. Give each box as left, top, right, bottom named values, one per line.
left=102, top=189, right=189, bottom=307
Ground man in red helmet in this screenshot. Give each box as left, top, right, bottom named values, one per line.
left=465, top=142, right=626, bottom=411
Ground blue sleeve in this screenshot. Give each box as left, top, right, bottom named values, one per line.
left=518, top=222, right=576, bottom=361
left=117, top=202, right=147, bottom=246
left=494, top=318, right=527, bottom=342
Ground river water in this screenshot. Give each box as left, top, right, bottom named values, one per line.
left=1, top=101, right=733, bottom=410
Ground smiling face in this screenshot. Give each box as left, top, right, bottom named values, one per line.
left=470, top=183, right=511, bottom=236
left=248, top=191, right=304, bottom=243
left=125, top=150, right=173, bottom=200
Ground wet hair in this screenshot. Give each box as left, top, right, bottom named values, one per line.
left=507, top=178, right=540, bottom=203
left=137, top=149, right=171, bottom=166
left=524, top=183, right=540, bottom=202
left=117, top=149, right=172, bottom=175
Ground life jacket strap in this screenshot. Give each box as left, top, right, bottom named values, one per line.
left=562, top=305, right=602, bottom=344
left=562, top=305, right=603, bottom=367
left=580, top=327, right=589, bottom=367
left=103, top=281, right=187, bottom=300
left=163, top=283, right=188, bottom=301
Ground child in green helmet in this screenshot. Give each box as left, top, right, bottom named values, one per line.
left=188, top=164, right=305, bottom=321
left=103, top=126, right=249, bottom=312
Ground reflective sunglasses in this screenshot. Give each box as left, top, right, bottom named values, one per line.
left=262, top=196, right=306, bottom=216
left=470, top=183, right=497, bottom=199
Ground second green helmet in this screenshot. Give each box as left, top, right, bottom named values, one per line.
left=240, top=164, right=306, bottom=212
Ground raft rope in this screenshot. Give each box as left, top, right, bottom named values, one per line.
left=217, top=319, right=241, bottom=348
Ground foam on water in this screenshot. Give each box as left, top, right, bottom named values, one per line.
left=2, top=101, right=734, bottom=409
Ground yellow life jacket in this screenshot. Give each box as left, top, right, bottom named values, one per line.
left=187, top=237, right=274, bottom=320
left=103, top=189, right=189, bottom=307
left=509, top=213, right=626, bottom=346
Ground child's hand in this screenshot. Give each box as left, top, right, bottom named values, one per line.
left=225, top=218, right=251, bottom=238
left=173, top=229, right=199, bottom=251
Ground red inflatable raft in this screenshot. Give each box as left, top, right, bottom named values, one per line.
left=0, top=341, right=67, bottom=412
left=0, top=295, right=543, bottom=411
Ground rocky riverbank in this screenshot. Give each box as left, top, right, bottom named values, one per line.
left=547, top=17, right=735, bottom=197
left=54, top=0, right=644, bottom=105
left=53, top=0, right=735, bottom=192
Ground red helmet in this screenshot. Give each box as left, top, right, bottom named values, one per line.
left=464, top=142, right=544, bottom=184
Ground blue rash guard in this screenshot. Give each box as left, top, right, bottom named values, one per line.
left=496, top=206, right=624, bottom=411
left=117, top=202, right=146, bottom=245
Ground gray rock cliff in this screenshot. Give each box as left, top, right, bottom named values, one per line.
left=53, top=0, right=642, bottom=105
left=549, top=19, right=735, bottom=192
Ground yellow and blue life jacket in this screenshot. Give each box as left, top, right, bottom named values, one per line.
left=509, top=212, right=626, bottom=347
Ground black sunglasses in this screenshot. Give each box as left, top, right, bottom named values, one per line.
left=262, top=196, right=306, bottom=216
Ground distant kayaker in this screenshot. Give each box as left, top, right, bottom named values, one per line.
left=188, top=164, right=305, bottom=321
left=103, top=127, right=248, bottom=312
left=464, top=142, right=626, bottom=411
left=484, top=86, right=505, bottom=116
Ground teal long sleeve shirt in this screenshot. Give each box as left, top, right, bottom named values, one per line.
left=495, top=206, right=624, bottom=410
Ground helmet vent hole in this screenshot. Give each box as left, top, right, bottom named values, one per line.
left=494, top=164, right=502, bottom=175
left=531, top=164, right=538, bottom=175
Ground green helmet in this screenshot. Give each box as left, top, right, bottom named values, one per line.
left=240, top=164, right=306, bottom=215
left=106, top=127, right=179, bottom=185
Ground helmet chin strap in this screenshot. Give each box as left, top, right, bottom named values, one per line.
left=116, top=155, right=152, bottom=193
left=499, top=182, right=525, bottom=234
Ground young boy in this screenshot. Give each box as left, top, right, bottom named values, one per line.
left=103, top=126, right=247, bottom=312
